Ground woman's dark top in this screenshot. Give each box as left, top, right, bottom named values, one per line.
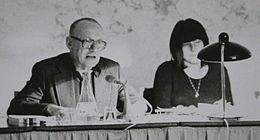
left=152, top=60, right=233, bottom=108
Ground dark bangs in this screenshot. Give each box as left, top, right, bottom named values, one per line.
left=179, top=19, right=209, bottom=46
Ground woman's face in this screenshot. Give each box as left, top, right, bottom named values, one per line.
left=182, top=39, right=204, bottom=65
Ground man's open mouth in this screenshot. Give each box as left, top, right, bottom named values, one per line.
left=86, top=56, right=96, bottom=59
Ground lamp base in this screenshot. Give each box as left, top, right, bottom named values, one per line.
left=207, top=114, right=243, bottom=121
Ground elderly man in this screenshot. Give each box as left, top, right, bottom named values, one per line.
left=7, top=18, right=145, bottom=117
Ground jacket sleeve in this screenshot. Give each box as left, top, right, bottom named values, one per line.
left=152, top=63, right=173, bottom=108
left=7, top=62, right=51, bottom=116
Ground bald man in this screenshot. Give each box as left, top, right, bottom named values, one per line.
left=7, top=18, right=143, bottom=117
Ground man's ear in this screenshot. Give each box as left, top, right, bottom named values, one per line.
left=66, top=37, right=72, bottom=49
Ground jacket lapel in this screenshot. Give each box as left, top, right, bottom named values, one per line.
left=53, top=54, right=78, bottom=107
left=54, top=72, right=77, bottom=107
left=93, top=60, right=119, bottom=114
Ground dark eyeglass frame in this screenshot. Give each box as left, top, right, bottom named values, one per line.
left=70, top=36, right=107, bottom=51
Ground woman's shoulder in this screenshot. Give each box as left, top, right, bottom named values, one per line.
left=158, top=60, right=178, bottom=68
left=207, top=63, right=228, bottom=70
left=206, top=63, right=229, bottom=76
left=156, top=60, right=179, bottom=73
left=207, top=63, right=220, bottom=68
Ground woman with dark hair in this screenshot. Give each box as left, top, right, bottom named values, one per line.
left=151, top=18, right=233, bottom=108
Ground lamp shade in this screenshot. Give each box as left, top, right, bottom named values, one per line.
left=198, top=32, right=251, bottom=62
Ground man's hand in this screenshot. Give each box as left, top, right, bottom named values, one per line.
left=46, top=104, right=65, bottom=117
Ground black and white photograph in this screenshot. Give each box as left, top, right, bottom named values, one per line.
left=0, top=0, right=260, bottom=139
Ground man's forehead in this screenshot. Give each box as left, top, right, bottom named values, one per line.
left=71, top=20, right=102, bottom=36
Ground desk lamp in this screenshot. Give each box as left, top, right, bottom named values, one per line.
left=197, top=32, right=251, bottom=119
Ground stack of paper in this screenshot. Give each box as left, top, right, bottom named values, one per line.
left=8, top=115, right=56, bottom=126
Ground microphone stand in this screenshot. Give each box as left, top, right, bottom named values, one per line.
left=121, top=82, right=133, bottom=122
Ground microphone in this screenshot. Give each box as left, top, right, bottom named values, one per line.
left=105, top=75, right=124, bottom=85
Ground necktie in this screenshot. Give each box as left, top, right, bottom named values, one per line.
left=78, top=71, right=98, bottom=114
left=79, top=71, right=95, bottom=102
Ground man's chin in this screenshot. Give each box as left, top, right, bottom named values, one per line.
left=80, top=56, right=100, bottom=67
left=83, top=60, right=99, bottom=68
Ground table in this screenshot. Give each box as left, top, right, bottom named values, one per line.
left=1, top=115, right=260, bottom=140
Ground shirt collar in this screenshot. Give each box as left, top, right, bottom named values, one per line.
left=75, top=65, right=101, bottom=79
left=91, top=66, right=101, bottom=77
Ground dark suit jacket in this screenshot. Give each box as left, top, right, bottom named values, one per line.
left=7, top=53, right=122, bottom=116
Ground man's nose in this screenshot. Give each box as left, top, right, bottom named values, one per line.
left=87, top=44, right=96, bottom=52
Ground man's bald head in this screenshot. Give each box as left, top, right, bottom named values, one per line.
left=69, top=17, right=102, bottom=36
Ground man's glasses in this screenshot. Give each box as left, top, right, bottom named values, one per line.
left=70, top=36, right=107, bottom=51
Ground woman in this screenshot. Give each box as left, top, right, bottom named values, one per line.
left=152, top=18, right=233, bottom=108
